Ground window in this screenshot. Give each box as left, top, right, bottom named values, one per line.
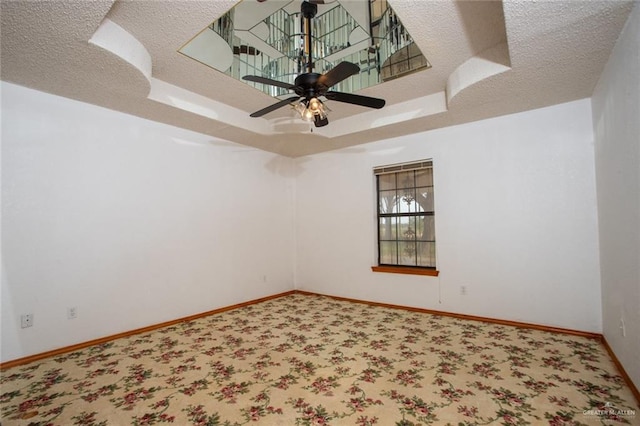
left=373, top=160, right=437, bottom=275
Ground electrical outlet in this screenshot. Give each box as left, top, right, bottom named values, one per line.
left=68, top=307, right=78, bottom=320
left=21, top=314, right=33, bottom=328
left=620, top=318, right=626, bottom=337
left=460, top=286, right=467, bottom=296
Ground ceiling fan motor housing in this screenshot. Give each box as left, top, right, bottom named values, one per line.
left=294, top=73, right=327, bottom=98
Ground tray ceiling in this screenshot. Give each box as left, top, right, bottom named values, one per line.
left=0, top=0, right=633, bottom=157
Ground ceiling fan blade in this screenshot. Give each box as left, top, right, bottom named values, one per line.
left=318, top=62, right=360, bottom=88
left=250, top=96, right=301, bottom=117
left=243, top=75, right=296, bottom=91
left=325, top=91, right=386, bottom=109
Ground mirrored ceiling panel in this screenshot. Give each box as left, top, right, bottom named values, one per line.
left=179, top=0, right=431, bottom=97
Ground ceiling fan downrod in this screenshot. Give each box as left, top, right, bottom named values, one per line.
left=301, top=1, right=318, bottom=74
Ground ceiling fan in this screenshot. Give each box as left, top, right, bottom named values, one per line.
left=243, top=0, right=385, bottom=127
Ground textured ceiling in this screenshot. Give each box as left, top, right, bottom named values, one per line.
left=0, top=0, right=634, bottom=157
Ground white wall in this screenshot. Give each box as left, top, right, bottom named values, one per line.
left=1, top=82, right=296, bottom=362
left=592, top=3, right=640, bottom=388
left=1, top=74, right=619, bottom=363
left=295, top=99, right=602, bottom=333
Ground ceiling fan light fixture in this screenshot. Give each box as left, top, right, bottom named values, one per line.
left=308, top=97, right=322, bottom=113
left=303, top=107, right=315, bottom=122
left=297, top=97, right=326, bottom=122
left=295, top=100, right=307, bottom=117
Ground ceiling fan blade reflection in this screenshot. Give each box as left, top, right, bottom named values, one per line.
left=325, top=91, right=385, bottom=109
left=243, top=75, right=296, bottom=91
left=249, top=96, right=301, bottom=117
left=318, top=62, right=360, bottom=88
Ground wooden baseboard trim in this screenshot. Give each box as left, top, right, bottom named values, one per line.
left=4, top=288, right=638, bottom=407
left=293, top=290, right=601, bottom=339
left=601, top=336, right=640, bottom=406
left=0, top=290, right=296, bottom=370
left=294, top=290, right=640, bottom=406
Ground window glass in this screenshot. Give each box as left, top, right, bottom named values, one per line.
left=375, top=160, right=435, bottom=269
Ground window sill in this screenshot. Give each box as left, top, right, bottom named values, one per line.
left=371, top=266, right=439, bottom=277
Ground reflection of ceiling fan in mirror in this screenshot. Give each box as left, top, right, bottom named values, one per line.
left=243, top=0, right=386, bottom=127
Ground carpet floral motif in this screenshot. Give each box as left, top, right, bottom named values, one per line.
left=1, top=294, right=637, bottom=425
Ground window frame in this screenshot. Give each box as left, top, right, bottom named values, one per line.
left=372, top=160, right=439, bottom=277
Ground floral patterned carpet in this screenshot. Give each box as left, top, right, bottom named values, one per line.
left=1, top=294, right=637, bottom=425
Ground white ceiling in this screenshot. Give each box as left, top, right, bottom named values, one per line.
left=0, top=0, right=633, bottom=157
